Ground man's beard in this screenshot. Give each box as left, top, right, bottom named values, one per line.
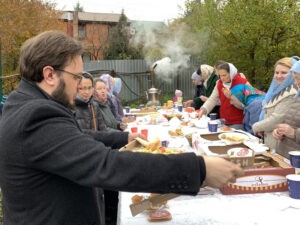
left=52, top=77, right=74, bottom=109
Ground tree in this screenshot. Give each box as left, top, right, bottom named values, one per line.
left=183, top=0, right=300, bottom=89
left=0, top=0, right=64, bottom=74
left=74, top=1, right=84, bottom=12
left=104, top=10, right=142, bottom=59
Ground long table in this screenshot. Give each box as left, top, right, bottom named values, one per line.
left=118, top=111, right=300, bottom=224
left=117, top=190, right=300, bottom=225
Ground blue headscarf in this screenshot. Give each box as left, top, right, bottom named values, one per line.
left=259, top=57, right=296, bottom=121
left=291, top=60, right=300, bottom=97
left=231, top=84, right=265, bottom=106
left=113, top=78, right=122, bottom=95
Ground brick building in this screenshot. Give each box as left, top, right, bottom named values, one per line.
left=60, top=11, right=123, bottom=61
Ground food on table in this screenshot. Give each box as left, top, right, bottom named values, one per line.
left=169, top=128, right=183, bottom=137
left=184, top=107, right=195, bottom=113
left=219, top=133, right=247, bottom=142
left=220, top=126, right=232, bottom=131
left=131, top=193, right=168, bottom=210
left=164, top=114, right=182, bottom=121
left=185, top=133, right=193, bottom=147
left=140, top=107, right=156, bottom=112
left=148, top=209, right=172, bottom=222
left=148, top=193, right=168, bottom=210
left=181, top=121, right=189, bottom=126
left=134, top=137, right=184, bottom=154
left=131, top=194, right=144, bottom=204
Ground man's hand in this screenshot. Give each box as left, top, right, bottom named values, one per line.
left=119, top=122, right=128, bottom=131
left=128, top=133, right=147, bottom=143
left=202, top=156, right=244, bottom=188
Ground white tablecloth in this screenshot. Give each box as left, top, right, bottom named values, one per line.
left=117, top=190, right=300, bottom=225
left=119, top=113, right=299, bottom=225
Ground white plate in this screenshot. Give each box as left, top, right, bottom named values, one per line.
left=218, top=132, right=249, bottom=145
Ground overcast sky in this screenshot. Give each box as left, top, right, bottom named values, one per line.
left=50, top=0, right=186, bottom=22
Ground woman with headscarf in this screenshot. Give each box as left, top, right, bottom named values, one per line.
left=99, top=74, right=117, bottom=118
left=230, top=84, right=265, bottom=134
left=272, top=60, right=300, bottom=158
left=111, top=77, right=124, bottom=121
left=197, top=62, right=250, bottom=130
left=93, top=78, right=126, bottom=131
left=193, top=64, right=220, bottom=113
left=185, top=67, right=205, bottom=108
left=253, top=57, right=298, bottom=149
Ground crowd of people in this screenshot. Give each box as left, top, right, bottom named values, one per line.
left=0, top=31, right=243, bottom=225
left=0, top=30, right=299, bottom=225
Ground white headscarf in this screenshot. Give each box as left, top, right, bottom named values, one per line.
left=222, top=63, right=238, bottom=88
left=200, top=64, right=214, bottom=88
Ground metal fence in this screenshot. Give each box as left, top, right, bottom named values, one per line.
left=1, top=59, right=199, bottom=106
left=84, top=59, right=198, bottom=106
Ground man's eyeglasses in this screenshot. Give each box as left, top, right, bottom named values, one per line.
left=55, top=69, right=84, bottom=81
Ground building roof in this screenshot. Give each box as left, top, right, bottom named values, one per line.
left=61, top=11, right=126, bottom=23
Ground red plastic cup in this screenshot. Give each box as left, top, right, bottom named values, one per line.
left=131, top=127, right=138, bottom=133
left=141, top=129, right=148, bottom=139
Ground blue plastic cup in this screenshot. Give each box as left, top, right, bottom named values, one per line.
left=208, top=121, right=218, bottom=132
left=209, top=113, right=217, bottom=120
left=178, top=105, right=183, bottom=112
left=125, top=106, right=130, bottom=113
left=161, top=140, right=169, bottom=147
left=286, top=174, right=300, bottom=199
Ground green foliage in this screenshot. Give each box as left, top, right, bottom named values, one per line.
left=104, top=10, right=142, bottom=59
left=183, top=0, right=300, bottom=90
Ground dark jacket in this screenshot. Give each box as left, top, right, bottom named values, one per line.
left=0, top=79, right=205, bottom=225
left=74, top=97, right=107, bottom=225
left=74, top=97, right=107, bottom=131
left=194, top=72, right=220, bottom=114
left=96, top=100, right=122, bottom=131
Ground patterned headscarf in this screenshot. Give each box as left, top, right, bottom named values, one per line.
left=231, top=84, right=265, bottom=106
left=100, top=74, right=114, bottom=97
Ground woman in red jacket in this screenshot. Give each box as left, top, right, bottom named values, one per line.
left=197, top=62, right=250, bottom=130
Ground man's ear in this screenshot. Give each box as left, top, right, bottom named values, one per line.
left=42, top=66, right=57, bottom=86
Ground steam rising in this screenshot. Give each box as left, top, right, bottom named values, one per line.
left=131, top=22, right=205, bottom=82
